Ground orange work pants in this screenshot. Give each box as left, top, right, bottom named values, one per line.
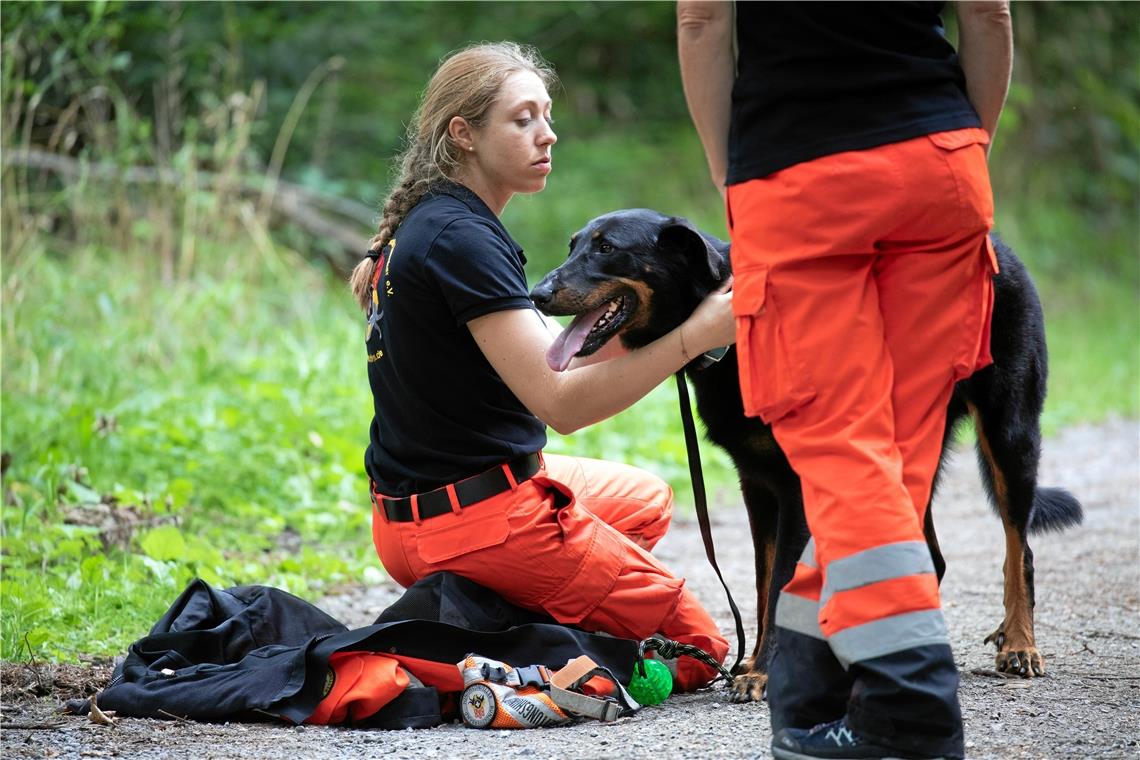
left=727, top=128, right=996, bottom=753
left=371, top=454, right=728, bottom=692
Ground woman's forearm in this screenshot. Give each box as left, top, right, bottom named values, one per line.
left=957, top=0, right=1013, bottom=147
left=678, top=0, right=736, bottom=194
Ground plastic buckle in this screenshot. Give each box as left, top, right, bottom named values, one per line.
left=512, top=665, right=550, bottom=689
left=480, top=663, right=508, bottom=683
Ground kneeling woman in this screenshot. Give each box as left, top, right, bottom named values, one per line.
left=349, top=42, right=735, bottom=691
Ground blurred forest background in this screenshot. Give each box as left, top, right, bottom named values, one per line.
left=2, top=1, right=1137, bottom=661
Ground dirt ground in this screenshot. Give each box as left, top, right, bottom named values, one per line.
left=2, top=418, right=1137, bottom=759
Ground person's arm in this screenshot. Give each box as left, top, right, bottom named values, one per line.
left=677, top=0, right=735, bottom=196
left=468, top=286, right=734, bottom=435
left=956, top=0, right=1013, bottom=151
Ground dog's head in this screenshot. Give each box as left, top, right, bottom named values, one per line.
left=531, top=209, right=730, bottom=371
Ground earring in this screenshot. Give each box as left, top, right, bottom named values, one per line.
left=468, top=146, right=474, bottom=152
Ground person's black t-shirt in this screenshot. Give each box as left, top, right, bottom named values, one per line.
left=727, top=1, right=982, bottom=184
left=364, top=181, right=546, bottom=496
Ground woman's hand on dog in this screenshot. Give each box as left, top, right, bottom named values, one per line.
left=682, top=276, right=736, bottom=355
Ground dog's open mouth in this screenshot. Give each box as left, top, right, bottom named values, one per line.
left=545, top=295, right=632, bottom=372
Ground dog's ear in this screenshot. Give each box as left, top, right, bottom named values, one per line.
left=656, top=218, right=722, bottom=283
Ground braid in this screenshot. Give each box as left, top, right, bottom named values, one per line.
left=349, top=142, right=443, bottom=311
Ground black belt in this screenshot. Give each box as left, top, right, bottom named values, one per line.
left=378, top=453, right=542, bottom=523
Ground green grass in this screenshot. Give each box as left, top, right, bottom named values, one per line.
left=2, top=130, right=1136, bottom=662
left=994, top=199, right=1140, bottom=433
left=1, top=243, right=378, bottom=660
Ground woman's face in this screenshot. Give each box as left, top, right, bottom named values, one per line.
left=462, top=70, right=557, bottom=213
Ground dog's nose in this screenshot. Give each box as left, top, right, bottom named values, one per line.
left=530, top=279, right=556, bottom=308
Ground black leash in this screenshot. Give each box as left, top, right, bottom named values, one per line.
left=638, top=634, right=736, bottom=685
left=674, top=370, right=745, bottom=678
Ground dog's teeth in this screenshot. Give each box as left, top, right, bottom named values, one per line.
left=589, top=298, right=623, bottom=337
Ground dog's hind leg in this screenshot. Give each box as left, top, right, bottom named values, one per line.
left=970, top=399, right=1046, bottom=677
left=729, top=479, right=780, bottom=703
left=730, top=476, right=808, bottom=703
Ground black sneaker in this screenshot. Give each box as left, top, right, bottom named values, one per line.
left=771, top=718, right=944, bottom=760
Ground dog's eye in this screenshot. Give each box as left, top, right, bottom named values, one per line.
left=598, top=242, right=614, bottom=254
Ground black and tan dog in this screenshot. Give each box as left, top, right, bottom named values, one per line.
left=531, top=209, right=1082, bottom=702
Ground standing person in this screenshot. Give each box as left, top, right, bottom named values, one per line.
left=348, top=42, right=735, bottom=692
left=678, top=2, right=1011, bottom=758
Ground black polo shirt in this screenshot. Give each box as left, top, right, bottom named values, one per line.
left=727, top=1, right=982, bottom=184
left=364, top=181, right=546, bottom=496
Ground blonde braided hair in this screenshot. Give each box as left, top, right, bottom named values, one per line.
left=350, top=42, right=557, bottom=310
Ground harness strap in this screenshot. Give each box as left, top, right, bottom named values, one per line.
left=548, top=685, right=623, bottom=722
left=548, top=656, right=634, bottom=721
left=549, top=655, right=597, bottom=690
left=674, top=370, right=746, bottom=677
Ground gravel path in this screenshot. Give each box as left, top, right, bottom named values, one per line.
left=3, top=419, right=1137, bottom=759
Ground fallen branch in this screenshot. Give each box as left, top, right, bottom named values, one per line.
left=157, top=708, right=193, bottom=723
left=3, top=147, right=377, bottom=260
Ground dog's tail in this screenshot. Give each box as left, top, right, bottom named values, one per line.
left=1027, top=487, right=1084, bottom=534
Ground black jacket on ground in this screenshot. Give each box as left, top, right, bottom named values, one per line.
left=76, top=573, right=638, bottom=728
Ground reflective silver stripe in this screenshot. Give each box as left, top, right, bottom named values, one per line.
left=798, top=537, right=816, bottom=569
left=829, top=609, right=950, bottom=667
left=774, top=591, right=824, bottom=640
left=820, top=541, right=934, bottom=606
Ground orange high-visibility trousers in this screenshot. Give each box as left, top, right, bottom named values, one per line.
left=371, top=454, right=729, bottom=692
left=727, top=128, right=996, bottom=755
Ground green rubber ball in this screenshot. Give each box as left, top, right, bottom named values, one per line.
left=628, top=658, right=673, bottom=706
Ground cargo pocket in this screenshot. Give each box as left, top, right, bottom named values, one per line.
left=926, top=128, right=994, bottom=233
left=953, top=236, right=1000, bottom=381
left=415, top=505, right=511, bottom=565
left=926, top=127, right=990, bottom=152
left=537, top=499, right=625, bottom=625
left=733, top=268, right=817, bottom=423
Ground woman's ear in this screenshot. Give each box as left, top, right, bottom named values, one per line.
left=448, top=116, right=475, bottom=152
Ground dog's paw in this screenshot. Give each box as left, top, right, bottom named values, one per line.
left=729, top=671, right=767, bottom=703
left=994, top=647, right=1045, bottom=677
left=730, top=656, right=757, bottom=677
left=985, top=623, right=1044, bottom=677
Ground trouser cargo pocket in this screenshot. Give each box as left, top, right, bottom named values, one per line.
left=952, top=236, right=999, bottom=381
left=733, top=267, right=817, bottom=423
left=530, top=475, right=625, bottom=625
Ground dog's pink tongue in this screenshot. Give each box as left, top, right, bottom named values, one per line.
left=546, top=303, right=611, bottom=372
